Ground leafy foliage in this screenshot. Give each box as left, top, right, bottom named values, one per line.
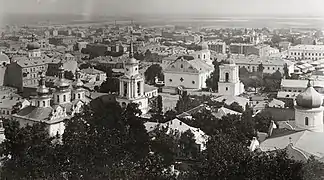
left=144, top=64, right=164, bottom=84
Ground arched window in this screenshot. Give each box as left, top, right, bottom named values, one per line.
left=137, top=82, right=141, bottom=96
left=180, top=64, right=183, bottom=68
left=43, top=101, right=46, bottom=107
left=226, top=87, right=228, bottom=91
left=63, top=95, right=66, bottom=102
left=78, top=94, right=81, bottom=99
left=305, top=117, right=309, bottom=126
left=57, top=95, right=60, bottom=103
left=225, top=73, right=229, bottom=82
left=203, top=54, right=206, bottom=59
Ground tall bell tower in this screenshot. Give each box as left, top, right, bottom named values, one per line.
left=116, top=31, right=149, bottom=114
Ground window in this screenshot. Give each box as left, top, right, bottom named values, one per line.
left=169, top=79, right=172, bottom=82
left=305, top=117, right=309, bottom=126
left=126, top=68, right=129, bottom=71
left=122, top=102, right=127, bottom=108
left=124, top=82, right=127, bottom=97
left=180, top=64, right=183, bottom=68
left=78, top=94, right=81, bottom=99
left=180, top=77, right=184, bottom=82
left=226, top=87, right=228, bottom=91
left=198, top=55, right=200, bottom=59
left=273, top=67, right=275, bottom=70
left=203, top=54, right=206, bottom=59
left=268, top=67, right=270, bottom=70
left=192, top=81, right=195, bottom=84
left=225, top=73, right=229, bottom=82
left=37, top=101, right=40, bottom=107
left=137, top=81, right=141, bottom=95
left=57, top=95, right=60, bottom=103
left=63, top=95, right=66, bottom=102
left=43, top=101, right=46, bottom=107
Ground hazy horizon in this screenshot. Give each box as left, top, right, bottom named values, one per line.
left=1, top=0, right=324, bottom=17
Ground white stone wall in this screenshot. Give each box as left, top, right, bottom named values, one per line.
left=218, top=82, right=244, bottom=96
left=295, top=107, right=324, bottom=132
left=164, top=72, right=200, bottom=89
left=49, top=122, right=65, bottom=137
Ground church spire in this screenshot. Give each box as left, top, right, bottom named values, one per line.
left=129, top=31, right=134, bottom=58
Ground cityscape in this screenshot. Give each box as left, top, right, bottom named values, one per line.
left=0, top=0, right=324, bottom=179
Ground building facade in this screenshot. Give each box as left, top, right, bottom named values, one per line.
left=288, top=45, right=324, bottom=60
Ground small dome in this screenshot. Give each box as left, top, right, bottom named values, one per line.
left=54, top=79, right=70, bottom=88
left=296, top=80, right=323, bottom=108
left=126, top=57, right=138, bottom=65
left=73, top=68, right=84, bottom=88
left=37, top=74, right=50, bottom=95
left=27, top=42, right=40, bottom=50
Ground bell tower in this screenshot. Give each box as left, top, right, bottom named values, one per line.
left=218, top=48, right=245, bottom=96
left=116, top=31, right=148, bottom=114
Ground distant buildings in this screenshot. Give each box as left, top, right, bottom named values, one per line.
left=208, top=41, right=226, bottom=54
left=229, top=43, right=254, bottom=55
left=288, top=45, right=324, bottom=60
left=231, top=55, right=294, bottom=75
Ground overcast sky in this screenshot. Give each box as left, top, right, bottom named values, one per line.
left=1, top=0, right=324, bottom=17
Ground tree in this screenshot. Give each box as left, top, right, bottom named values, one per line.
left=144, top=64, right=164, bottom=84
left=99, top=77, right=119, bottom=93
left=253, top=110, right=273, bottom=133
left=302, top=156, right=324, bottom=180
left=79, top=63, right=91, bottom=69
left=64, top=70, right=74, bottom=80
left=257, top=63, right=264, bottom=74
left=179, top=130, right=199, bottom=159
left=0, top=120, right=59, bottom=179
left=206, top=60, right=220, bottom=91
left=191, top=132, right=304, bottom=180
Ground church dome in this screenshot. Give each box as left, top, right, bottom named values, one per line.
left=36, top=74, right=50, bottom=95
left=296, top=80, right=323, bottom=108
left=126, top=57, right=138, bottom=65
left=72, top=68, right=84, bottom=88
left=27, top=42, right=40, bottom=50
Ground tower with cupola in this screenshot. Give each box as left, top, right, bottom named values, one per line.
left=27, top=34, right=41, bottom=58
left=33, top=73, right=51, bottom=108
left=295, top=80, right=324, bottom=132
left=218, top=48, right=245, bottom=96
left=53, top=64, right=71, bottom=105
left=72, top=68, right=85, bottom=101
left=196, top=36, right=212, bottom=66
left=116, top=32, right=148, bottom=114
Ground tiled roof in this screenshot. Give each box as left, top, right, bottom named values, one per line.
left=229, top=54, right=294, bottom=66
left=281, top=79, right=324, bottom=88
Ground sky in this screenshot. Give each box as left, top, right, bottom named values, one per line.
left=1, top=0, right=324, bottom=17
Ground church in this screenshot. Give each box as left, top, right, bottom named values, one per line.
left=260, top=80, right=324, bottom=162
left=12, top=65, right=89, bottom=136
left=218, top=50, right=245, bottom=96
left=163, top=36, right=214, bottom=90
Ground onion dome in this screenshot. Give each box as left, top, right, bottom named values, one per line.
left=199, top=36, right=209, bottom=50
left=37, top=73, right=50, bottom=96
left=54, top=64, right=70, bottom=89
left=296, top=80, right=323, bottom=108
left=72, top=68, right=84, bottom=88
left=27, top=42, right=40, bottom=51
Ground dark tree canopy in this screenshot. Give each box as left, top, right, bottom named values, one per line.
left=144, top=64, right=164, bottom=84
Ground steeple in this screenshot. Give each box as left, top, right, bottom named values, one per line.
left=54, top=62, right=70, bottom=90
left=129, top=31, right=134, bottom=58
